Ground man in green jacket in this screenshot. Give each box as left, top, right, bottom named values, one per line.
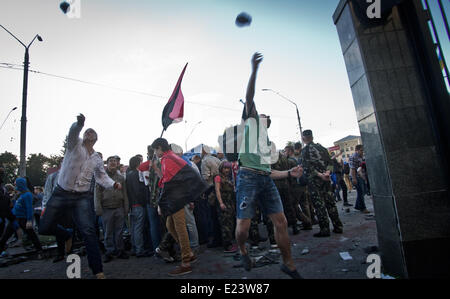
left=95, top=156, right=129, bottom=262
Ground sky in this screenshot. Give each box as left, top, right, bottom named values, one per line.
left=0, top=0, right=448, bottom=165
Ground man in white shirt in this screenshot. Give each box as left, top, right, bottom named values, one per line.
left=39, top=114, right=122, bottom=279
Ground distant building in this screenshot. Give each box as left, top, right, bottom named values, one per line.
left=329, top=135, right=362, bottom=162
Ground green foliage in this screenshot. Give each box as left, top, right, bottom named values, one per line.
left=0, top=151, right=19, bottom=184
left=61, top=135, right=68, bottom=156
left=26, top=153, right=50, bottom=187
left=1, top=150, right=64, bottom=186
left=47, top=154, right=63, bottom=168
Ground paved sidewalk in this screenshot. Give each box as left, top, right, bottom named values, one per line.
left=0, top=192, right=379, bottom=279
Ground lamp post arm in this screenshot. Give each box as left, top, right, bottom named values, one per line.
left=27, top=35, right=39, bottom=49
left=0, top=24, right=26, bottom=48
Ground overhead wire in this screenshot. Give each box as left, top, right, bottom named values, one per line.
left=0, top=63, right=296, bottom=118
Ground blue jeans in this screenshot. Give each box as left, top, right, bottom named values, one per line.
left=39, top=186, right=102, bottom=275
left=236, top=169, right=283, bottom=219
left=184, top=204, right=199, bottom=248
left=130, top=205, right=146, bottom=256
left=146, top=205, right=161, bottom=251
left=354, top=177, right=367, bottom=210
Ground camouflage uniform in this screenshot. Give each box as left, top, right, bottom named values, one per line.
left=288, top=156, right=313, bottom=229
left=301, top=142, right=343, bottom=234
left=248, top=207, right=275, bottom=246
left=271, top=153, right=297, bottom=228
left=215, top=174, right=236, bottom=248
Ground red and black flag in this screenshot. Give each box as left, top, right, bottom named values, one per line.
left=161, top=63, right=188, bottom=133
left=157, top=151, right=208, bottom=216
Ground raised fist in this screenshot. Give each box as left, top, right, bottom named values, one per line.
left=77, top=113, right=85, bottom=126
left=251, top=52, right=263, bottom=70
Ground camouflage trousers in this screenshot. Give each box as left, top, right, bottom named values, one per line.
left=216, top=193, right=236, bottom=247
left=290, top=185, right=312, bottom=228
left=308, top=178, right=343, bottom=234
left=248, top=208, right=275, bottom=246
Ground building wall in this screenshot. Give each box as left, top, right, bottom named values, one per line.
left=331, top=136, right=362, bottom=162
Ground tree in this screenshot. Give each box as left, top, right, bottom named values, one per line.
left=47, top=154, right=63, bottom=168
left=26, top=153, right=50, bottom=187
left=0, top=151, right=19, bottom=184
left=61, top=135, right=68, bottom=156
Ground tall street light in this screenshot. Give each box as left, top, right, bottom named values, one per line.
left=185, top=121, right=202, bottom=152
left=1, top=24, right=43, bottom=176
left=0, top=107, right=18, bottom=131
left=262, top=88, right=304, bottom=146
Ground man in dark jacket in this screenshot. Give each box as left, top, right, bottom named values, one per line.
left=126, top=156, right=151, bottom=258
left=151, top=138, right=208, bottom=276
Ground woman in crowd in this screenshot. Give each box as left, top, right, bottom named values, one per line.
left=214, top=161, right=238, bottom=253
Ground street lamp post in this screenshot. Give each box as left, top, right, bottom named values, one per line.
left=185, top=121, right=202, bottom=152
left=1, top=24, right=43, bottom=176
left=262, top=88, right=304, bottom=146
left=0, top=107, right=18, bottom=131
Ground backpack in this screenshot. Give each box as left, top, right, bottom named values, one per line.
left=220, top=125, right=241, bottom=162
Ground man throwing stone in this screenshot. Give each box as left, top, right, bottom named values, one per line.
left=234, top=52, right=304, bottom=279
left=39, top=114, right=122, bottom=279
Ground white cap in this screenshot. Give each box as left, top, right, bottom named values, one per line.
left=170, top=143, right=183, bottom=154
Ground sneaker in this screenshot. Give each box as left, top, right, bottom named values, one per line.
left=268, top=244, right=279, bottom=253
left=240, top=254, right=253, bottom=271
left=168, top=265, right=192, bottom=277
left=155, top=247, right=175, bottom=263
left=292, top=225, right=300, bottom=235
left=280, top=264, right=303, bottom=279
left=224, top=244, right=238, bottom=253
left=96, top=272, right=106, bottom=279
left=313, top=231, right=331, bottom=238
left=190, top=255, right=198, bottom=264
left=343, top=203, right=352, bottom=207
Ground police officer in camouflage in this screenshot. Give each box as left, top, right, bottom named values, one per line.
left=301, top=130, right=343, bottom=237
left=271, top=151, right=299, bottom=235
left=285, top=145, right=313, bottom=231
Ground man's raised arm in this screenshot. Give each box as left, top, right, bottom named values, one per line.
left=67, top=113, right=85, bottom=151
left=244, top=52, right=263, bottom=119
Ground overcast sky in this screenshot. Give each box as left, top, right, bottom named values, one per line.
left=1, top=0, right=448, bottom=165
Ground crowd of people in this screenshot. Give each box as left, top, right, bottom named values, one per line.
left=0, top=52, right=371, bottom=279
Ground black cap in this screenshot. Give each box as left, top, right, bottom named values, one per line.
left=302, top=130, right=313, bottom=137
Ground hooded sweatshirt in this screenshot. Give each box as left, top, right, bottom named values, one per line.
left=12, top=177, right=33, bottom=221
